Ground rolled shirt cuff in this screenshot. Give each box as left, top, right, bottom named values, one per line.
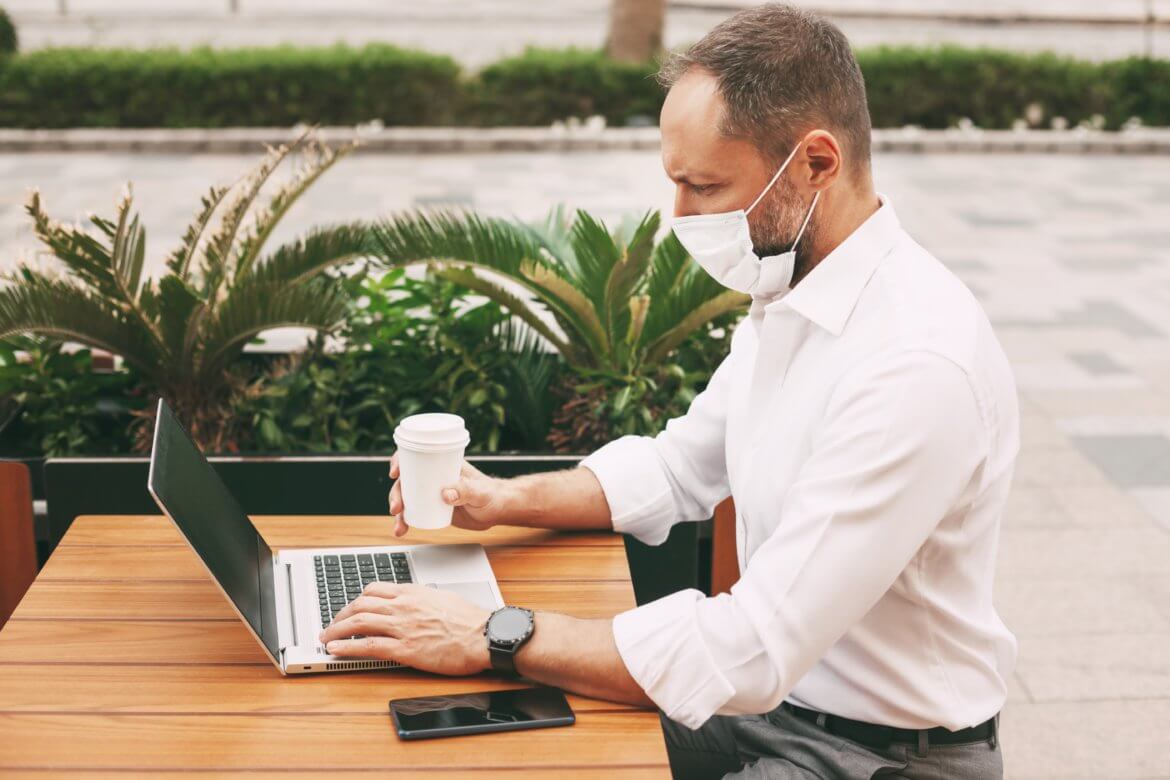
left=580, top=436, right=677, bottom=546
left=612, top=589, right=737, bottom=729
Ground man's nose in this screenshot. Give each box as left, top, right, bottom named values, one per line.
left=673, top=187, right=697, bottom=219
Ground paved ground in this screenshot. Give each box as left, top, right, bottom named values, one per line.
left=3, top=149, right=1170, bottom=777
left=5, top=0, right=1169, bottom=62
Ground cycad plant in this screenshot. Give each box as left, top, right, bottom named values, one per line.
left=371, top=207, right=748, bottom=449
left=372, top=208, right=747, bottom=373
left=0, top=131, right=369, bottom=451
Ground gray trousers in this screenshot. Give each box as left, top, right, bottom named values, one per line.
left=660, top=706, right=1003, bottom=779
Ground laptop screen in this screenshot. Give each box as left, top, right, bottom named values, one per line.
left=147, top=400, right=281, bottom=662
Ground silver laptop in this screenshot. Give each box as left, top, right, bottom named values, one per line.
left=146, top=398, right=504, bottom=674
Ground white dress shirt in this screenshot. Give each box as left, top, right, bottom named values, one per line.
left=582, top=197, right=1019, bottom=731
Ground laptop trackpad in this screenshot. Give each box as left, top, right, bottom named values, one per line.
left=429, top=581, right=499, bottom=611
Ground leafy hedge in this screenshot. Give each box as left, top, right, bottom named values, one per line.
left=0, top=42, right=1167, bottom=129
left=0, top=7, right=16, bottom=56
left=467, top=48, right=662, bottom=127
left=0, top=44, right=462, bottom=128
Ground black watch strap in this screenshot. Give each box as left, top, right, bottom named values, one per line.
left=489, top=639, right=519, bottom=675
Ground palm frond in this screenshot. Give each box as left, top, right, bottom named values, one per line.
left=644, top=230, right=691, bottom=304
left=602, top=210, right=657, bottom=354
left=153, top=275, right=203, bottom=360
left=566, top=210, right=622, bottom=313
left=27, top=189, right=167, bottom=356
left=25, top=190, right=122, bottom=303
left=199, top=134, right=303, bottom=299
left=233, top=136, right=359, bottom=281
left=0, top=270, right=161, bottom=375
left=196, top=277, right=349, bottom=381
left=520, top=206, right=575, bottom=267
left=165, top=183, right=232, bottom=280
left=642, top=289, right=748, bottom=366
left=431, top=263, right=573, bottom=359
left=107, top=186, right=148, bottom=306
left=519, top=260, right=608, bottom=365
left=247, top=222, right=371, bottom=286
left=641, top=233, right=745, bottom=351
left=372, top=210, right=550, bottom=279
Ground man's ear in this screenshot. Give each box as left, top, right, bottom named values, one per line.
left=800, top=130, right=842, bottom=191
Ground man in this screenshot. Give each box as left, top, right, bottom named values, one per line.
left=321, top=5, right=1018, bottom=778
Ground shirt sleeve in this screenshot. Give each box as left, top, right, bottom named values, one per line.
left=611, top=349, right=988, bottom=728
left=579, top=323, right=748, bottom=546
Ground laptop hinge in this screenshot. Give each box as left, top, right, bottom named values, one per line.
left=284, top=562, right=299, bottom=648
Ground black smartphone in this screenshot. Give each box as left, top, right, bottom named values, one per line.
left=389, top=686, right=575, bottom=740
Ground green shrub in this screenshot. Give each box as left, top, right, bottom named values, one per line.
left=0, top=43, right=1166, bottom=129
left=0, top=338, right=140, bottom=457
left=1101, top=56, right=1170, bottom=127
left=465, top=47, right=662, bottom=126
left=234, top=269, right=562, bottom=454
left=0, top=44, right=461, bottom=128
left=859, top=46, right=1115, bottom=129
left=0, top=7, right=16, bottom=56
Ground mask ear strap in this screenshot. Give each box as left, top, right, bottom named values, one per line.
left=790, top=190, right=821, bottom=252
left=746, top=143, right=803, bottom=215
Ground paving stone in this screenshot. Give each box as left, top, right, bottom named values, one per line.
left=995, top=578, right=1170, bottom=637
left=996, top=527, right=1170, bottom=581
left=1071, top=434, right=1170, bottom=487
left=1067, top=351, right=1129, bottom=375
left=1000, top=699, right=1170, bottom=779
left=1015, top=632, right=1170, bottom=702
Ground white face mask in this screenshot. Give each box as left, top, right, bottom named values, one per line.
left=671, top=143, right=820, bottom=297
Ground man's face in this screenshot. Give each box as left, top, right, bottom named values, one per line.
left=660, top=69, right=813, bottom=259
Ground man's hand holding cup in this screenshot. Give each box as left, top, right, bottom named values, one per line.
left=388, top=413, right=508, bottom=536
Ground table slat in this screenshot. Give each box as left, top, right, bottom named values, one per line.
left=0, top=620, right=267, bottom=664
left=38, top=544, right=630, bottom=583
left=9, top=580, right=635, bottom=622
left=62, top=515, right=621, bottom=549
left=0, top=712, right=665, bottom=771
left=0, top=664, right=637, bottom=714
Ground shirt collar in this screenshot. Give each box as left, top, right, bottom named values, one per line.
left=763, top=193, right=902, bottom=336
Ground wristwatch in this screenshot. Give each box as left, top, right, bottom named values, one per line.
left=483, top=606, right=535, bottom=675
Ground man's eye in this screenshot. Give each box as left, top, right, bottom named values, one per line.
left=692, top=184, right=715, bottom=194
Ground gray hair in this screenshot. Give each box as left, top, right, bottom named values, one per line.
left=658, top=3, right=872, bottom=173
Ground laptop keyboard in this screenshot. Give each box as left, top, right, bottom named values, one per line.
left=315, top=552, right=414, bottom=629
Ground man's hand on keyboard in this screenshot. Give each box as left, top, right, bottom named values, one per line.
left=318, top=581, right=491, bottom=675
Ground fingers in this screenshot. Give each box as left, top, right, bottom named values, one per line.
left=362, top=581, right=407, bottom=599
left=389, top=452, right=399, bottom=479
left=389, top=478, right=407, bottom=534
left=441, top=476, right=492, bottom=509
left=388, top=479, right=403, bottom=516
left=321, top=611, right=401, bottom=645
left=325, top=634, right=403, bottom=660
left=330, top=593, right=396, bottom=624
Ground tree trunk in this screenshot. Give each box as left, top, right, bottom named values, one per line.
left=606, top=0, right=667, bottom=64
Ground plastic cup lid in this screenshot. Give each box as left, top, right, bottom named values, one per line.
left=393, top=413, right=470, bottom=450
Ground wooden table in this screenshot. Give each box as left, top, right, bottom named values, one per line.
left=0, top=515, right=670, bottom=777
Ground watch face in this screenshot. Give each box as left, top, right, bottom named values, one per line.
left=489, top=607, right=531, bottom=642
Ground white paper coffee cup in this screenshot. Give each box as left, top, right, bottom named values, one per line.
left=393, top=413, right=470, bottom=530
